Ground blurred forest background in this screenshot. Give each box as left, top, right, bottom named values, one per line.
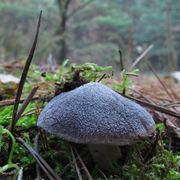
left=0, top=0, right=179, bottom=73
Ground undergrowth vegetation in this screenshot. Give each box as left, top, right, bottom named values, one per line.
left=0, top=62, right=180, bottom=179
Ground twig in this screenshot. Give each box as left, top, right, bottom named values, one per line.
left=163, top=102, right=180, bottom=107
left=121, top=94, right=180, bottom=118
left=0, top=94, right=53, bottom=108
left=129, top=88, right=156, bottom=104
left=98, top=74, right=106, bottom=82
left=18, top=109, right=36, bottom=118
left=5, top=108, right=36, bottom=121
left=129, top=44, right=153, bottom=70
left=59, top=161, right=73, bottom=177
left=70, top=146, right=83, bottom=180
left=16, top=137, right=61, bottom=180
left=10, top=11, right=42, bottom=133
left=39, top=129, right=49, bottom=150
left=74, top=148, right=93, bottom=180
left=59, top=156, right=79, bottom=177
left=129, top=88, right=168, bottom=121
left=98, top=168, right=108, bottom=180
left=15, top=87, right=38, bottom=120
left=148, top=63, right=175, bottom=100
left=0, top=97, right=39, bottom=108
left=34, top=133, right=41, bottom=179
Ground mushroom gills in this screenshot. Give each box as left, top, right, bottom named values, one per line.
left=88, top=144, right=122, bottom=171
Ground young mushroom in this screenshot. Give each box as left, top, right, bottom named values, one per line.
left=37, top=82, right=155, bottom=171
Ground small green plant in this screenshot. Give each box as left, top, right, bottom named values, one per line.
left=70, top=62, right=113, bottom=82
left=156, top=123, right=165, bottom=133
left=113, top=68, right=139, bottom=94
left=1, top=60, right=180, bottom=179
left=0, top=125, right=19, bottom=178
left=57, top=59, right=69, bottom=83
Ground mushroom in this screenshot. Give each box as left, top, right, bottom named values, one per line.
left=37, top=82, right=155, bottom=171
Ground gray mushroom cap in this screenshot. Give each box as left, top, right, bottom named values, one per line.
left=37, top=82, right=155, bottom=145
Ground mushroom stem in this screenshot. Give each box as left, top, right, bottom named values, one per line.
left=88, top=144, right=122, bottom=171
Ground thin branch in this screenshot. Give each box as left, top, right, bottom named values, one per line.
left=97, top=73, right=106, bottom=82
left=129, top=88, right=156, bottom=104
left=59, top=161, right=73, bottom=177
left=129, top=44, right=153, bottom=70
left=16, top=137, right=62, bottom=180
left=15, top=87, right=38, bottom=120
left=74, top=148, right=93, bottom=180
left=70, top=146, right=83, bottom=180
left=121, top=93, right=180, bottom=118
left=10, top=11, right=42, bottom=133
left=148, top=63, right=175, bottom=100
left=34, top=133, right=41, bottom=179
left=163, top=102, right=180, bottom=107
left=0, top=94, right=53, bottom=108
left=98, top=169, right=108, bottom=180
left=0, top=97, right=39, bottom=108
left=39, top=129, right=49, bottom=150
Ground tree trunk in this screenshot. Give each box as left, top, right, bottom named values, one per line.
left=56, top=0, right=71, bottom=64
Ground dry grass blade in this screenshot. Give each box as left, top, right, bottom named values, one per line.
left=0, top=93, right=53, bottom=108
left=129, top=88, right=156, bottom=104
left=34, top=133, right=41, bottom=179
left=0, top=97, right=39, bottom=108
left=70, top=146, right=83, bottom=180
left=74, top=148, right=93, bottom=180
left=10, top=11, right=42, bottom=133
left=59, top=162, right=73, bottom=177
left=129, top=44, right=153, bottom=70
left=16, top=137, right=62, bottom=180
left=98, top=169, right=108, bottom=180
left=15, top=87, right=38, bottom=120
left=39, top=129, right=49, bottom=150
left=123, top=94, right=180, bottom=118
left=164, top=102, right=180, bottom=107
left=148, top=63, right=175, bottom=100
left=97, top=73, right=106, bottom=82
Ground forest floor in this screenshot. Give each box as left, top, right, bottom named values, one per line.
left=0, top=60, right=180, bottom=179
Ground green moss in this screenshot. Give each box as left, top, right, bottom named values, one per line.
left=121, top=141, right=180, bottom=180
left=0, top=103, right=37, bottom=128
left=0, top=63, right=179, bottom=179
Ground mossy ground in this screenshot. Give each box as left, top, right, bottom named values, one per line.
left=0, top=63, right=179, bottom=179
